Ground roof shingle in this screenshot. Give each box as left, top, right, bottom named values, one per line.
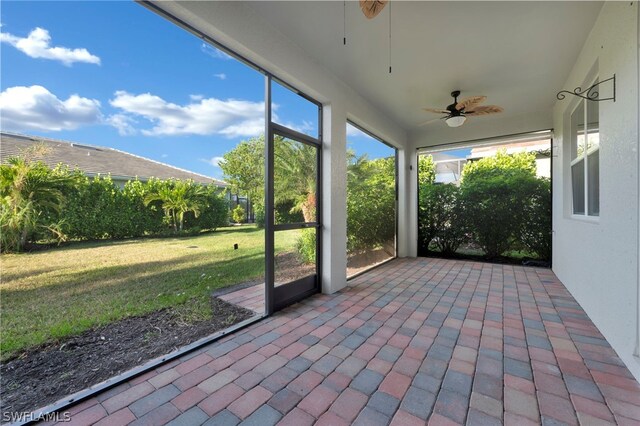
left=0, top=132, right=227, bottom=186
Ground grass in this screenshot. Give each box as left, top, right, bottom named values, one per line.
left=0, top=225, right=301, bottom=360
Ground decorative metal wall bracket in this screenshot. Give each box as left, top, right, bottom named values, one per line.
left=556, top=74, right=616, bottom=102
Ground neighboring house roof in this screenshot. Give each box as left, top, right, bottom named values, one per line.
left=0, top=132, right=227, bottom=187
left=469, top=139, right=551, bottom=159
left=431, top=152, right=466, bottom=163
left=428, top=153, right=467, bottom=184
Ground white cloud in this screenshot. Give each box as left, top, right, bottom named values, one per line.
left=0, top=27, right=100, bottom=66
left=161, top=154, right=169, bottom=158
left=0, top=85, right=101, bottom=132
left=109, top=91, right=265, bottom=138
left=346, top=123, right=374, bottom=139
left=201, top=43, right=232, bottom=60
left=213, top=73, right=227, bottom=80
left=297, top=120, right=315, bottom=134
left=106, top=113, right=137, bottom=136
left=201, top=156, right=225, bottom=168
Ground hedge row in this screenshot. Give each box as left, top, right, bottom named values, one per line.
left=418, top=151, right=551, bottom=261
left=1, top=159, right=229, bottom=252
left=62, top=173, right=229, bottom=241
left=346, top=156, right=396, bottom=253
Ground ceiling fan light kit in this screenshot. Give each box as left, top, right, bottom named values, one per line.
left=420, top=90, right=504, bottom=127
left=445, top=115, right=466, bottom=128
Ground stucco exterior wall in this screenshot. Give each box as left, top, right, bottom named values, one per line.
left=552, top=2, right=640, bottom=380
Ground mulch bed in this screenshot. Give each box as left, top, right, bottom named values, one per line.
left=419, top=251, right=550, bottom=267
left=347, top=248, right=395, bottom=277
left=0, top=297, right=253, bottom=416
left=274, top=251, right=315, bottom=284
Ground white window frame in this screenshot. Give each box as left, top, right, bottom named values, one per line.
left=569, top=76, right=600, bottom=220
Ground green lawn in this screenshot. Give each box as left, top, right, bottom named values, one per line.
left=0, top=225, right=300, bottom=359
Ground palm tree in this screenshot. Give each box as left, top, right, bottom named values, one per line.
left=347, top=151, right=373, bottom=184
left=144, top=180, right=206, bottom=233
left=274, top=138, right=317, bottom=223
left=0, top=156, right=69, bottom=251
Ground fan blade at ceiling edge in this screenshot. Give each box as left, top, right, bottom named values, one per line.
left=456, top=95, right=487, bottom=111
left=465, top=105, right=504, bottom=116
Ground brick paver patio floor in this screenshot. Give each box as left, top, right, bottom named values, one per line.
left=51, top=258, right=640, bottom=425
left=217, top=283, right=265, bottom=315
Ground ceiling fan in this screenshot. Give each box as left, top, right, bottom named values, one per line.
left=421, top=91, right=504, bottom=127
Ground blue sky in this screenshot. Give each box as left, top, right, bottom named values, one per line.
left=346, top=123, right=395, bottom=160
left=1, top=1, right=389, bottom=179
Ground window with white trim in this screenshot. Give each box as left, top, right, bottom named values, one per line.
left=570, top=79, right=600, bottom=217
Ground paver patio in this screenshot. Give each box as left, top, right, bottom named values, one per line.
left=46, top=258, right=640, bottom=425
left=217, top=283, right=265, bottom=315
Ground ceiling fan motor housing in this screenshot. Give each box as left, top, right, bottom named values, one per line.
left=447, top=90, right=463, bottom=114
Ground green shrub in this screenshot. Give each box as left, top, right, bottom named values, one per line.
left=275, top=199, right=304, bottom=224
left=462, top=150, right=537, bottom=181
left=254, top=203, right=265, bottom=228
left=243, top=200, right=308, bottom=229
left=346, top=156, right=396, bottom=253
left=419, top=184, right=467, bottom=255
left=418, top=150, right=550, bottom=262
left=185, top=186, right=229, bottom=231
left=180, top=226, right=202, bottom=237
left=64, top=174, right=167, bottom=239
left=418, top=155, right=436, bottom=186
left=295, top=228, right=316, bottom=264
left=1, top=156, right=228, bottom=250
left=231, top=205, right=245, bottom=224
left=520, top=178, right=551, bottom=260
left=460, top=151, right=539, bottom=258
left=121, top=178, right=166, bottom=236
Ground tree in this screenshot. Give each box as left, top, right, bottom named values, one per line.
left=144, top=180, right=206, bottom=233
left=418, top=154, right=436, bottom=186
left=0, top=155, right=70, bottom=252
left=218, top=136, right=265, bottom=211
left=220, top=134, right=318, bottom=224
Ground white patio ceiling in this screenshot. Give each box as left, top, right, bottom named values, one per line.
left=242, top=1, right=602, bottom=143
left=162, top=0, right=602, bottom=146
